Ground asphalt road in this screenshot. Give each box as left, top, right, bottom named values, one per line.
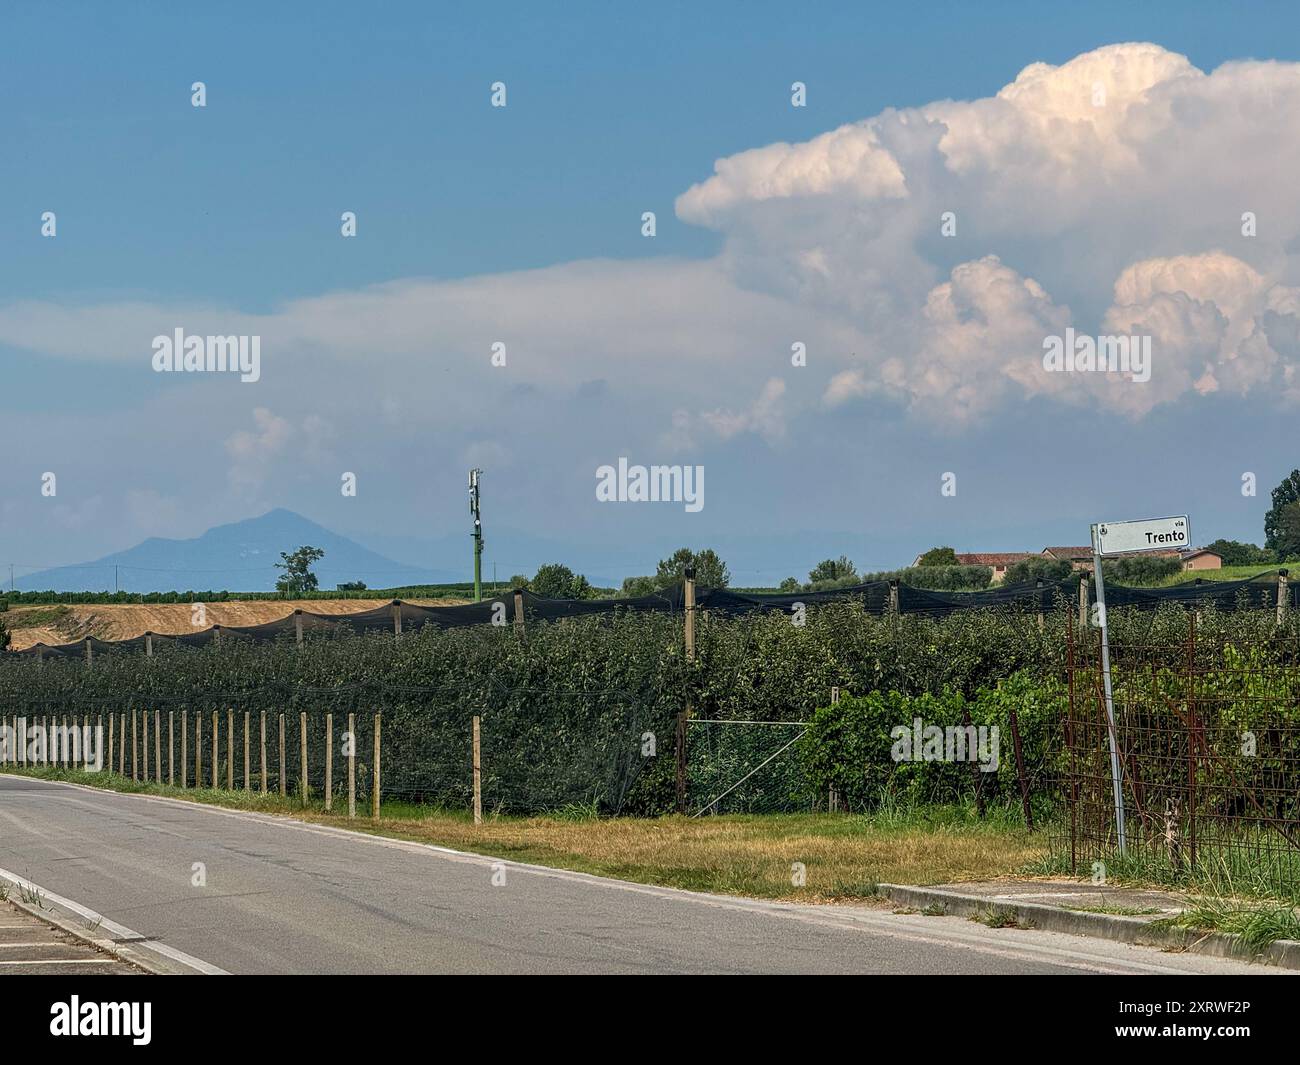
left=0, top=774, right=1280, bottom=975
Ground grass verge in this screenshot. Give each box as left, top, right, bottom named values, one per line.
left=3, top=766, right=1043, bottom=902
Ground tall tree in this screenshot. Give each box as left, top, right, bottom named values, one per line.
left=1274, top=502, right=1300, bottom=562
left=808, top=556, right=858, bottom=584
left=1265, top=470, right=1300, bottom=556
left=655, top=548, right=730, bottom=588
left=274, top=546, right=325, bottom=595
left=530, top=563, right=592, bottom=599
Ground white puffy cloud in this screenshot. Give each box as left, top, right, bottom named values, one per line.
left=5, top=41, right=1300, bottom=443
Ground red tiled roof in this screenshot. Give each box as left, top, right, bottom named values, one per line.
left=954, top=552, right=1036, bottom=566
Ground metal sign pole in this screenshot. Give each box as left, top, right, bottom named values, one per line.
left=1091, top=523, right=1127, bottom=854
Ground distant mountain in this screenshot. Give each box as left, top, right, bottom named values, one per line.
left=15, top=509, right=463, bottom=593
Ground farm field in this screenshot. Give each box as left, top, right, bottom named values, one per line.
left=0, top=597, right=469, bottom=651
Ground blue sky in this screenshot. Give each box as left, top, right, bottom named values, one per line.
left=4, top=2, right=1300, bottom=586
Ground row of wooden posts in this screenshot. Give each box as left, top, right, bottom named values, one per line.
left=6, top=709, right=490, bottom=826
left=4, top=709, right=384, bottom=820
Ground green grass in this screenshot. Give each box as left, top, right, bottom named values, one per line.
left=2, top=766, right=1044, bottom=902
left=1150, top=565, right=1288, bottom=587
left=1153, top=899, right=1300, bottom=950
left=1027, top=841, right=1300, bottom=904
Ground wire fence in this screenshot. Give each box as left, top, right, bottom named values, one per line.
left=1059, top=613, right=1300, bottom=896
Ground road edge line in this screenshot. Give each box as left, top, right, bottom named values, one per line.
left=0, top=866, right=228, bottom=976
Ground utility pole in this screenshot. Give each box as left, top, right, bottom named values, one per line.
left=469, top=468, right=483, bottom=603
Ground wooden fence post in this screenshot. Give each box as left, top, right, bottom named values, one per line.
left=154, top=709, right=161, bottom=784
left=472, top=715, right=482, bottom=825
left=132, top=710, right=139, bottom=780
left=1277, top=570, right=1289, bottom=626
left=168, top=711, right=174, bottom=786
left=300, top=711, right=308, bottom=806
left=243, top=711, right=250, bottom=790
left=181, top=710, right=187, bottom=788
left=1035, top=578, right=1045, bottom=631
left=194, top=711, right=202, bottom=789
left=391, top=602, right=402, bottom=636
left=347, top=712, right=356, bottom=819
left=146, top=633, right=153, bottom=658
left=888, top=579, right=900, bottom=619
left=226, top=708, right=234, bottom=790
left=325, top=713, right=333, bottom=813
left=372, top=713, right=381, bottom=821
left=676, top=566, right=696, bottom=815
left=211, top=710, right=218, bottom=789
left=513, top=590, right=525, bottom=639
left=141, top=710, right=149, bottom=780
left=1078, top=572, right=1089, bottom=633
left=108, top=714, right=115, bottom=776
left=260, top=711, right=267, bottom=795
left=279, top=713, right=287, bottom=797
left=295, top=611, right=304, bottom=647
left=119, top=713, right=125, bottom=775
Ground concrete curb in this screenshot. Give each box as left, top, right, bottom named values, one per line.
left=0, top=868, right=226, bottom=975
left=879, top=883, right=1300, bottom=971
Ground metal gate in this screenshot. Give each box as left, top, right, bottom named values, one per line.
left=1063, top=614, right=1300, bottom=896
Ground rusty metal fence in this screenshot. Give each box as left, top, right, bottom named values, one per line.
left=1061, top=613, right=1300, bottom=897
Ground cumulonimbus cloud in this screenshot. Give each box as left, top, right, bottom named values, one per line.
left=5, top=42, right=1300, bottom=438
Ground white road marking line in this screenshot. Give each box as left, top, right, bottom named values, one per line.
left=0, top=864, right=228, bottom=975
left=0, top=958, right=120, bottom=966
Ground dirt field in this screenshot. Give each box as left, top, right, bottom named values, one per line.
left=3, top=598, right=468, bottom=651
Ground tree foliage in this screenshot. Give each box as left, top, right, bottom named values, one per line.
left=655, top=548, right=730, bottom=589
left=808, top=556, right=858, bottom=584
left=274, top=546, right=325, bottom=595
left=530, top=563, right=592, bottom=599
left=1265, top=470, right=1300, bottom=555
left=1003, top=557, right=1072, bottom=585
left=916, top=546, right=959, bottom=566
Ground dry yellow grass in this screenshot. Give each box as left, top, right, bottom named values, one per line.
left=4, top=768, right=1045, bottom=900
left=4, top=598, right=468, bottom=650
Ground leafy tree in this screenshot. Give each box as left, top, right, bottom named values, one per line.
left=530, top=563, right=592, bottom=599
left=1265, top=470, right=1300, bottom=556
left=0, top=614, right=8, bottom=651
left=808, top=556, right=857, bottom=584
left=1202, top=539, right=1275, bottom=567
left=508, top=574, right=530, bottom=591
left=619, top=575, right=657, bottom=598
left=274, top=546, right=325, bottom=595
left=1101, top=555, right=1182, bottom=585
left=778, top=577, right=801, bottom=593
left=1274, top=502, right=1300, bottom=562
left=1003, top=557, right=1072, bottom=585
left=336, top=581, right=367, bottom=592
left=655, top=548, right=730, bottom=589
left=917, top=546, right=959, bottom=567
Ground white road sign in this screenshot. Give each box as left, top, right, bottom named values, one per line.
left=1093, top=514, right=1190, bottom=556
